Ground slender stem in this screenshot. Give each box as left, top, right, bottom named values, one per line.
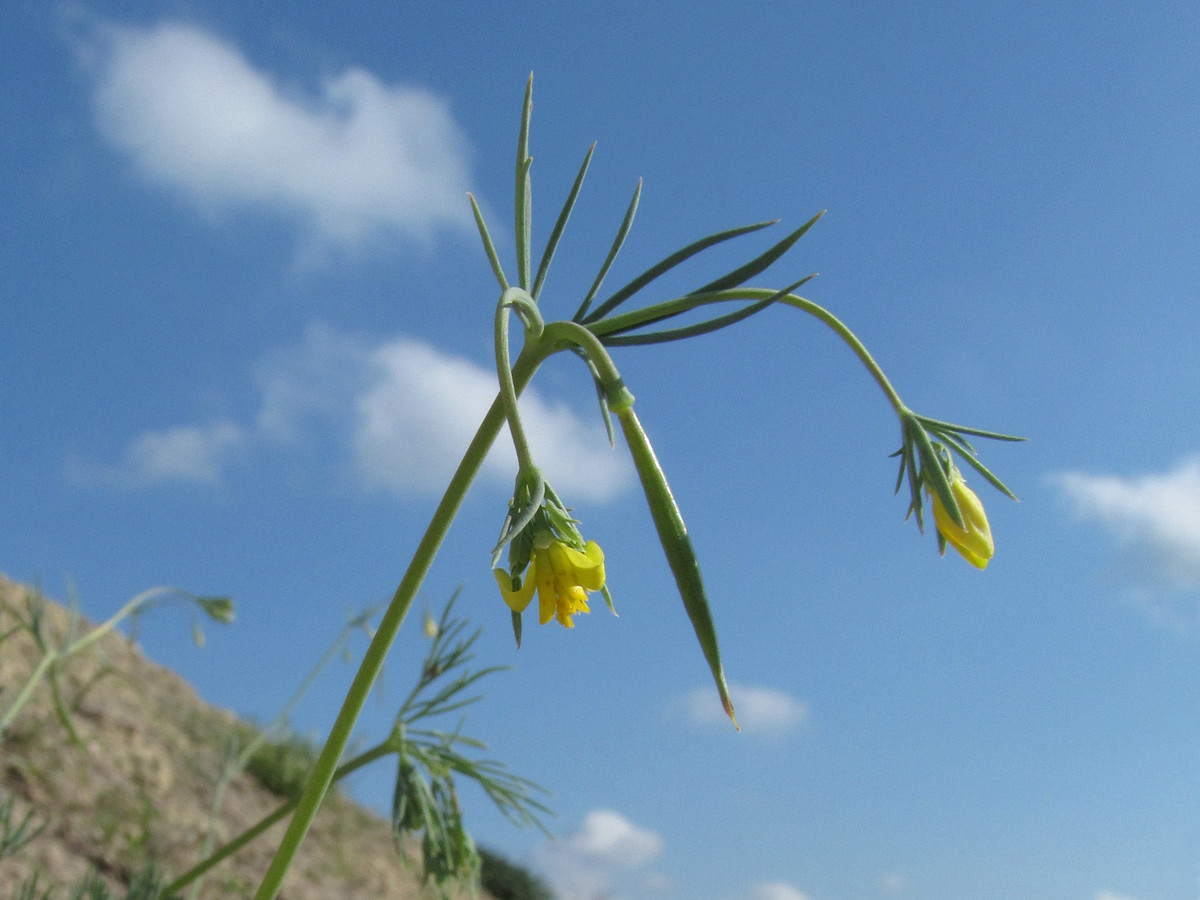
left=779, top=294, right=907, bottom=415
left=541, top=320, right=635, bottom=413
left=588, top=289, right=909, bottom=415
left=252, top=347, right=548, bottom=900
left=187, top=611, right=375, bottom=900
left=166, top=741, right=396, bottom=895
left=495, top=289, right=541, bottom=470
left=0, top=654, right=54, bottom=736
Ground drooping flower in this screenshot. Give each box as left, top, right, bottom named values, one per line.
left=931, top=472, right=994, bottom=569
left=494, top=531, right=606, bottom=628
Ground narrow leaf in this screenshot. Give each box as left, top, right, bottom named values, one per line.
left=583, top=219, right=780, bottom=324
left=617, top=408, right=738, bottom=729
left=469, top=193, right=508, bottom=289
left=533, top=142, right=595, bottom=301
left=573, top=179, right=642, bottom=322
left=911, top=424, right=961, bottom=528
left=690, top=210, right=824, bottom=296
left=937, top=432, right=1021, bottom=500
left=602, top=277, right=813, bottom=346
left=916, top=415, right=1026, bottom=442
left=515, top=74, right=534, bottom=292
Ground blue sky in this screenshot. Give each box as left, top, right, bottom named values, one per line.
left=4, top=2, right=1200, bottom=899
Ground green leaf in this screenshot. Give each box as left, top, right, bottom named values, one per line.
left=617, top=407, right=738, bottom=729
left=573, top=179, right=642, bottom=322
left=469, top=193, right=508, bottom=290
left=583, top=219, right=779, bottom=324
left=936, top=431, right=1021, bottom=501
left=515, top=74, right=534, bottom=291
left=689, top=210, right=824, bottom=295
left=601, top=276, right=813, bottom=346
left=908, top=419, right=961, bottom=528
left=916, top=415, right=1026, bottom=442
left=532, top=142, right=595, bottom=302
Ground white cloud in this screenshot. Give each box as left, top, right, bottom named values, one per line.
left=1093, top=892, right=1139, bottom=900
left=686, top=684, right=808, bottom=735
left=877, top=872, right=907, bottom=894
left=536, top=809, right=665, bottom=900
left=262, top=325, right=631, bottom=500
left=71, top=17, right=474, bottom=249
left=1055, top=456, right=1200, bottom=591
left=69, top=421, right=243, bottom=487
left=746, top=883, right=814, bottom=900
left=83, top=325, right=631, bottom=501
left=566, top=809, right=664, bottom=866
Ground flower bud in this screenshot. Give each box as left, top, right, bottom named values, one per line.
left=931, top=473, right=994, bottom=569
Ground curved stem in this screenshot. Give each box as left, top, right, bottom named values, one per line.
left=588, top=289, right=908, bottom=416
left=541, top=320, right=635, bottom=413
left=495, top=288, right=542, bottom=470
left=252, top=346, right=549, bottom=900
left=778, top=293, right=907, bottom=415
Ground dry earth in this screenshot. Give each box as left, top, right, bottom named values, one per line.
left=0, top=573, right=490, bottom=900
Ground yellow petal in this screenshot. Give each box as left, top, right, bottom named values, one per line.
left=534, top=550, right=558, bottom=625
left=493, top=563, right=536, bottom=612
left=551, top=540, right=606, bottom=592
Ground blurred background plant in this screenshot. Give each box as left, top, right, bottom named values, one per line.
left=0, top=575, right=551, bottom=899
left=0, top=583, right=232, bottom=743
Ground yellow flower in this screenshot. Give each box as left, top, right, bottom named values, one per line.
left=494, top=532, right=606, bottom=628
left=931, top=473, right=994, bottom=569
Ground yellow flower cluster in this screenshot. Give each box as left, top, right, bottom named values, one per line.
left=494, top=532, right=606, bottom=628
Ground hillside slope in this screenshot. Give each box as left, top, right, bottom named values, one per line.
left=0, top=573, right=487, bottom=899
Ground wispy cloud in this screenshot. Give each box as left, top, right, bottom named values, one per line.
left=1093, top=892, right=1140, bottom=900
left=79, top=325, right=631, bottom=501
left=536, top=809, right=665, bottom=900
left=69, top=421, right=243, bottom=487
left=70, top=16, right=474, bottom=251
left=1055, top=456, right=1200, bottom=596
left=685, top=684, right=808, bottom=735
left=744, top=883, right=815, bottom=900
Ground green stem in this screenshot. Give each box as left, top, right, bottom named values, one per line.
left=187, top=610, right=376, bottom=900
left=495, top=288, right=541, bottom=470
left=0, top=654, right=54, bottom=737
left=541, top=320, right=635, bottom=413
left=166, top=741, right=396, bottom=895
left=252, top=347, right=548, bottom=900
left=589, top=289, right=909, bottom=416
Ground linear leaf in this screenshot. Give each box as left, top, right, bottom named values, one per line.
left=601, top=277, right=813, bottom=346
left=572, top=179, right=642, bottom=322
left=533, top=142, right=595, bottom=302
left=582, top=219, right=779, bottom=323
left=690, top=210, right=824, bottom=295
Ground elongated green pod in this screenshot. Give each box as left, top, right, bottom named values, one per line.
left=616, top=407, right=737, bottom=729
